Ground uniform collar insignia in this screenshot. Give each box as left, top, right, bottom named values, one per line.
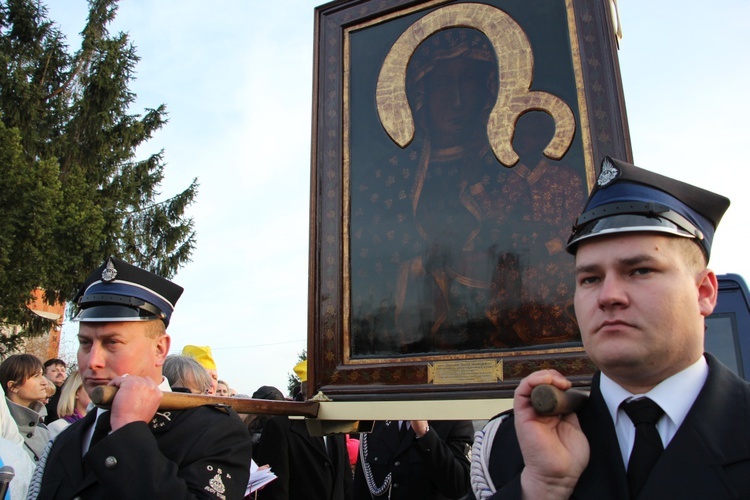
left=150, top=411, right=172, bottom=430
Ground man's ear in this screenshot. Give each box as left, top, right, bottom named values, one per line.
left=155, top=334, right=171, bottom=367
left=697, top=269, right=719, bottom=317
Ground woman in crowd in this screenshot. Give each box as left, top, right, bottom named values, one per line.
left=46, top=370, right=90, bottom=439
left=216, top=380, right=230, bottom=396
left=0, top=354, right=50, bottom=460
left=163, top=355, right=213, bottom=394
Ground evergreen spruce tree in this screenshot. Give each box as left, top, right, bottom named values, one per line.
left=0, top=0, right=197, bottom=349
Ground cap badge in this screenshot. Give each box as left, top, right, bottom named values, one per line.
left=101, top=259, right=118, bottom=282
left=597, top=158, right=620, bottom=187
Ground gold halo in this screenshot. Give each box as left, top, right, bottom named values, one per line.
left=376, top=3, right=575, bottom=166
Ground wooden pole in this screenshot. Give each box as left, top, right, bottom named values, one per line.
left=530, top=384, right=590, bottom=416
left=90, top=386, right=320, bottom=418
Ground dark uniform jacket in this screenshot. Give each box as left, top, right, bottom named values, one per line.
left=255, top=415, right=351, bottom=500
left=484, top=353, right=750, bottom=499
left=353, top=420, right=473, bottom=500
left=31, top=405, right=252, bottom=499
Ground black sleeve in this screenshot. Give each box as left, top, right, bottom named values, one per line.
left=413, top=420, right=474, bottom=498
left=254, top=416, right=290, bottom=500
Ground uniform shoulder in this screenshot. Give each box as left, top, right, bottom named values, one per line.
left=157, top=405, right=249, bottom=434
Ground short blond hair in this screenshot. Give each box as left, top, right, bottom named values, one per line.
left=672, top=237, right=707, bottom=273
left=144, top=319, right=167, bottom=339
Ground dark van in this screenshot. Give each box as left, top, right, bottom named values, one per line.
left=705, top=274, right=750, bottom=380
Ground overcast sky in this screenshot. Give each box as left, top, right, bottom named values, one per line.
left=49, top=0, right=750, bottom=396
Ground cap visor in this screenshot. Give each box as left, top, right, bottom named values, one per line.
left=567, top=214, right=696, bottom=250
left=74, top=304, right=160, bottom=323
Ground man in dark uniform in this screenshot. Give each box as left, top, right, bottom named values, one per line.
left=471, top=157, right=750, bottom=499
left=353, top=419, right=473, bottom=499
left=28, top=257, right=253, bottom=499
left=256, top=415, right=351, bottom=500
left=255, top=361, right=352, bottom=500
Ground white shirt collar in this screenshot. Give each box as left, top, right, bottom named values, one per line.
left=601, top=355, right=708, bottom=429
left=601, top=355, right=708, bottom=465
left=158, top=376, right=172, bottom=392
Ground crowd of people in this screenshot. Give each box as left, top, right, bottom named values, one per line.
left=0, top=156, right=744, bottom=499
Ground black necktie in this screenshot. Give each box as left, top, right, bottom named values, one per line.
left=84, top=411, right=111, bottom=474
left=326, top=436, right=337, bottom=468
left=621, top=398, right=664, bottom=499
left=90, top=411, right=112, bottom=449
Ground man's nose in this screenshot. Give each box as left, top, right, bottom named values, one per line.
left=598, top=274, right=628, bottom=308
left=86, top=344, right=106, bottom=368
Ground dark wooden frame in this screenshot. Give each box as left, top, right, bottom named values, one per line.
left=308, top=0, right=632, bottom=401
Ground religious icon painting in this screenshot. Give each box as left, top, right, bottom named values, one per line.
left=309, top=0, right=632, bottom=400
